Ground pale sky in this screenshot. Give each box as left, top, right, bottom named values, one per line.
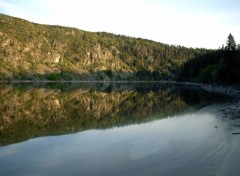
left=0, top=0, right=240, bottom=49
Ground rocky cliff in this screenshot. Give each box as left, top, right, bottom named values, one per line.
left=0, top=13, right=207, bottom=81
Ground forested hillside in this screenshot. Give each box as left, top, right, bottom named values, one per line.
left=178, top=34, right=240, bottom=84
left=0, top=13, right=206, bottom=81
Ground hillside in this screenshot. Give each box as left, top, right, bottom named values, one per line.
left=0, top=13, right=207, bottom=81
left=178, top=45, right=240, bottom=84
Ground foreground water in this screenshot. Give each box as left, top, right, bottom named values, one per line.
left=0, top=82, right=239, bottom=176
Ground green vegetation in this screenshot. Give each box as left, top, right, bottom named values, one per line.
left=1, top=13, right=239, bottom=84
left=178, top=34, right=240, bottom=84
left=226, top=33, right=236, bottom=51
left=0, top=13, right=206, bottom=81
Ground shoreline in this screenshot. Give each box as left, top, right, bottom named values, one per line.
left=1, top=80, right=239, bottom=97
left=199, top=83, right=240, bottom=128
left=199, top=84, right=240, bottom=99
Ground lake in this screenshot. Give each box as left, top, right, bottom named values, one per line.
left=0, top=82, right=240, bottom=176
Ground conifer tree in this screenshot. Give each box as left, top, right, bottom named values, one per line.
left=226, top=33, right=236, bottom=51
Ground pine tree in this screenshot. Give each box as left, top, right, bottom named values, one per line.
left=226, top=33, right=236, bottom=51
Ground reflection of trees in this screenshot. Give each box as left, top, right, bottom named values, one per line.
left=0, top=83, right=225, bottom=145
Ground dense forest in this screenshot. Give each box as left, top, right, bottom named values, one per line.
left=178, top=34, right=240, bottom=84
left=0, top=13, right=206, bottom=81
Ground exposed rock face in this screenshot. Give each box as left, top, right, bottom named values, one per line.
left=53, top=99, right=61, bottom=109
left=0, top=13, right=205, bottom=81
left=0, top=24, right=130, bottom=80
left=53, top=53, right=61, bottom=63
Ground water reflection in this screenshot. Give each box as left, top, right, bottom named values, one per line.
left=0, top=82, right=227, bottom=145
left=1, top=106, right=239, bottom=176
left=1, top=83, right=239, bottom=176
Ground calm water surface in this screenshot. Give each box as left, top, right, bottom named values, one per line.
left=0, top=82, right=239, bottom=176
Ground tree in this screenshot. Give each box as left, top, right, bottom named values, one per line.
left=226, top=33, right=236, bottom=51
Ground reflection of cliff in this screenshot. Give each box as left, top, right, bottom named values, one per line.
left=0, top=83, right=224, bottom=145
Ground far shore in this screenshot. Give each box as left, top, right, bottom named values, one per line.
left=0, top=79, right=200, bottom=85
left=0, top=79, right=239, bottom=97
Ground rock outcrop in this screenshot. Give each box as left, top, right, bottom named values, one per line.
left=0, top=13, right=206, bottom=81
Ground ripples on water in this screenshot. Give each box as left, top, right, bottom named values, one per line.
left=0, top=82, right=239, bottom=176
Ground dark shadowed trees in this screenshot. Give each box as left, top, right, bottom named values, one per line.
left=226, top=33, right=236, bottom=51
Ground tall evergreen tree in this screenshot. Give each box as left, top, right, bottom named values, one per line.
left=226, top=33, right=236, bottom=51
